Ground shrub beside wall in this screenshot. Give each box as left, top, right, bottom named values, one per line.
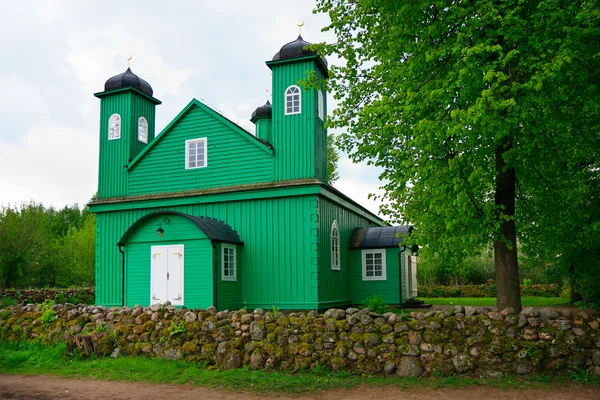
left=1, top=302, right=599, bottom=377
left=420, top=284, right=562, bottom=298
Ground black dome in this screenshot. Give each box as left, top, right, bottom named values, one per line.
left=251, top=100, right=272, bottom=121
left=104, top=68, right=153, bottom=97
left=272, top=35, right=328, bottom=67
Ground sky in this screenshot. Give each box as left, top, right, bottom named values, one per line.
left=0, top=0, right=385, bottom=215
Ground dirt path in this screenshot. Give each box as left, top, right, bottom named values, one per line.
left=0, top=375, right=599, bottom=400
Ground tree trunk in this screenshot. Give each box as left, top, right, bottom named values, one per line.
left=569, top=264, right=582, bottom=303
left=493, top=141, right=522, bottom=312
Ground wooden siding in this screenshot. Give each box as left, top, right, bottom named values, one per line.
left=317, top=197, right=375, bottom=307
left=271, top=59, right=327, bottom=182
left=120, top=213, right=213, bottom=308
left=98, top=91, right=156, bottom=199
left=349, top=248, right=404, bottom=305
left=216, top=243, right=241, bottom=310
left=128, top=104, right=273, bottom=195
left=95, top=193, right=318, bottom=309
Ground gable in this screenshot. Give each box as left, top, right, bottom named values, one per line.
left=127, top=99, right=273, bottom=196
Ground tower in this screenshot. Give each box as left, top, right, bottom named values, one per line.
left=94, top=67, right=161, bottom=198
left=265, top=35, right=329, bottom=183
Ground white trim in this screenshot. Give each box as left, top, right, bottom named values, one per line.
left=317, top=90, right=324, bottom=120
left=185, top=138, right=208, bottom=169
left=362, top=249, right=386, bottom=281
left=221, top=244, right=237, bottom=281
left=331, top=220, right=340, bottom=271
left=108, top=113, right=121, bottom=140
left=138, top=116, right=148, bottom=144
left=285, top=85, right=301, bottom=115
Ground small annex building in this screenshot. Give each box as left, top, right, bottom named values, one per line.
left=88, top=35, right=418, bottom=310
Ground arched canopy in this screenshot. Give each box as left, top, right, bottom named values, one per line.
left=118, top=211, right=243, bottom=246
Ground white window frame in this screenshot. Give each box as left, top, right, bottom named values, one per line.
left=317, top=90, right=324, bottom=121
left=362, top=249, right=387, bottom=281
left=138, top=116, right=148, bottom=144
left=285, top=85, right=301, bottom=115
left=185, top=138, right=208, bottom=169
left=221, top=244, right=236, bottom=281
left=108, top=113, right=121, bottom=140
left=331, top=220, right=340, bottom=271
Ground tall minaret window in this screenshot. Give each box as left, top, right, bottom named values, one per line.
left=331, top=220, right=340, bottom=270
left=318, top=90, right=324, bottom=120
left=108, top=114, right=121, bottom=140
left=138, top=117, right=148, bottom=144
left=285, top=85, right=301, bottom=115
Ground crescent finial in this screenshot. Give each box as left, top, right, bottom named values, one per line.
left=297, top=20, right=305, bottom=36
left=127, top=54, right=133, bottom=68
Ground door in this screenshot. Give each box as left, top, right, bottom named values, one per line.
left=405, top=253, right=418, bottom=299
left=151, top=245, right=184, bottom=306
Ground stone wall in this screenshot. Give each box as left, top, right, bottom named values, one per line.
left=1, top=302, right=599, bottom=377
left=0, top=288, right=95, bottom=305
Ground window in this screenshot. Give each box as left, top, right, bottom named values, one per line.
left=222, top=245, right=236, bottom=281
left=285, top=85, right=301, bottom=115
left=138, top=117, right=148, bottom=144
left=318, top=90, right=324, bottom=120
left=108, top=114, right=121, bottom=140
left=331, top=220, right=340, bottom=270
left=185, top=138, right=207, bottom=169
left=362, top=249, right=386, bottom=281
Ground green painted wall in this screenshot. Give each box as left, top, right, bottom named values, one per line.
left=123, top=213, right=214, bottom=308
left=94, top=192, right=319, bottom=309
left=97, top=90, right=157, bottom=199
left=270, top=58, right=327, bottom=182
left=254, top=117, right=272, bottom=144
left=317, top=197, right=375, bottom=308
left=216, top=243, right=241, bottom=310
left=349, top=248, right=405, bottom=305
left=128, top=103, right=273, bottom=195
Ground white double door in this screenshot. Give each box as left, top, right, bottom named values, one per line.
left=150, top=245, right=184, bottom=306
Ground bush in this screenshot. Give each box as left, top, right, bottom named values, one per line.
left=360, top=294, right=389, bottom=314
left=420, top=283, right=561, bottom=298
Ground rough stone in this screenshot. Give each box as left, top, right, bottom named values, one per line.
left=249, top=321, right=265, bottom=341
left=452, top=354, right=474, bottom=373
left=396, top=357, right=423, bottom=377
left=383, top=362, right=396, bottom=375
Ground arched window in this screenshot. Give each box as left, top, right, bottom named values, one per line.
left=331, top=220, right=340, bottom=270
left=108, top=113, right=121, bottom=140
left=138, top=117, right=148, bottom=144
left=285, top=85, right=301, bottom=115
left=318, top=90, right=324, bottom=121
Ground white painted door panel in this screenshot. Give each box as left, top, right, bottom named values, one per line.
left=150, top=245, right=184, bottom=306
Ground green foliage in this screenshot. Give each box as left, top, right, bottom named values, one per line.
left=0, top=297, right=17, bottom=308
left=420, top=297, right=572, bottom=307
left=327, top=134, right=340, bottom=184
left=314, top=0, right=600, bottom=310
left=568, top=366, right=600, bottom=384
left=360, top=294, right=389, bottom=314
left=162, top=321, right=186, bottom=342
left=0, top=201, right=95, bottom=289
left=420, top=283, right=561, bottom=299
left=39, top=300, right=56, bottom=325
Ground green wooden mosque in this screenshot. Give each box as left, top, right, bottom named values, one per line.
left=88, top=35, right=418, bottom=310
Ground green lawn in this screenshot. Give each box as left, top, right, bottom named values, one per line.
left=1, top=341, right=597, bottom=392
left=417, top=297, right=573, bottom=307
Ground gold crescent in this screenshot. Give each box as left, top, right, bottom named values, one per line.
left=127, top=54, right=133, bottom=61
left=297, top=20, right=305, bottom=27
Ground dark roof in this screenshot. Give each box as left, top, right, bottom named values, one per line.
left=118, top=210, right=243, bottom=245
left=349, top=225, right=413, bottom=249
left=272, top=35, right=328, bottom=67
left=251, top=100, right=272, bottom=122
left=104, top=68, right=154, bottom=97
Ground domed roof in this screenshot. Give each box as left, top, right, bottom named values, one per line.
left=251, top=100, right=272, bottom=121
left=104, top=68, right=153, bottom=97
left=272, top=35, right=328, bottom=67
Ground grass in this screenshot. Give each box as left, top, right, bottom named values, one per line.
left=0, top=341, right=597, bottom=393
left=417, top=297, right=573, bottom=307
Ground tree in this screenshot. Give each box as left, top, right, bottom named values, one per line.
left=314, top=0, right=600, bottom=311
left=327, top=133, right=340, bottom=184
